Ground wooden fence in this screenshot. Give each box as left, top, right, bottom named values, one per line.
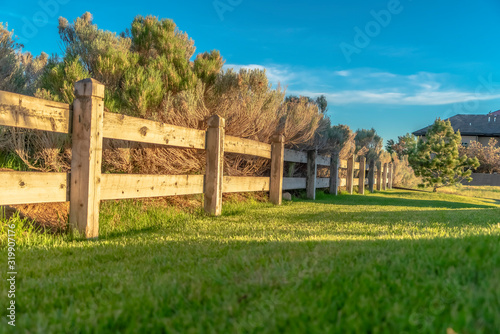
left=0, top=78, right=393, bottom=238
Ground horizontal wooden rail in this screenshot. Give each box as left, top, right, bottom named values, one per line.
left=0, top=90, right=71, bottom=133
left=316, top=155, right=330, bottom=166
left=0, top=172, right=69, bottom=205
left=225, top=136, right=272, bottom=159
left=223, top=176, right=270, bottom=193
left=103, top=112, right=206, bottom=150
left=100, top=174, right=204, bottom=200
left=283, top=177, right=306, bottom=190
left=284, top=149, right=307, bottom=163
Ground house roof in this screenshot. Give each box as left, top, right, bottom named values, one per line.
left=490, top=110, right=500, bottom=116
left=413, top=114, right=500, bottom=137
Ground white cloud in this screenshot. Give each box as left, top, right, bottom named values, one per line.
left=222, top=64, right=500, bottom=107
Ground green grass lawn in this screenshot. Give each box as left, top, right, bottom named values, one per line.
left=1, top=190, right=500, bottom=333
left=436, top=185, right=500, bottom=201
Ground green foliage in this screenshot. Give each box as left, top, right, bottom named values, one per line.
left=387, top=133, right=417, bottom=159
left=355, top=128, right=383, bottom=161
left=409, top=119, right=480, bottom=191
left=0, top=22, right=48, bottom=94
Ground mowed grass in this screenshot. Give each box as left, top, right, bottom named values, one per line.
left=1, top=190, right=500, bottom=333
left=436, top=185, right=500, bottom=200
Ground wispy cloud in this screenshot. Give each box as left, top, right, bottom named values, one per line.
left=221, top=64, right=500, bottom=107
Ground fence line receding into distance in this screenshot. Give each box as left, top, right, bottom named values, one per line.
left=0, top=78, right=393, bottom=238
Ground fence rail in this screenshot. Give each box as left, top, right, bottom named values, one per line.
left=0, top=78, right=393, bottom=238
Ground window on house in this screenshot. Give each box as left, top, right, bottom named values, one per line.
left=462, top=142, right=468, bottom=147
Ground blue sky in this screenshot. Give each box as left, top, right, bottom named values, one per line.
left=2, top=0, right=500, bottom=142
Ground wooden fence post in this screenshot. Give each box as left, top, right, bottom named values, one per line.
left=368, top=160, right=375, bottom=193
left=69, top=78, right=105, bottom=239
left=346, top=155, right=354, bottom=194
left=388, top=162, right=393, bottom=189
left=204, top=115, right=225, bottom=215
left=382, top=163, right=388, bottom=191
left=376, top=162, right=382, bottom=191
left=306, top=149, right=317, bottom=200
left=329, top=151, right=340, bottom=196
left=359, top=156, right=366, bottom=195
left=270, top=134, right=285, bottom=205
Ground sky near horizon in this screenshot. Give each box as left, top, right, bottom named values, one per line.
left=2, top=0, right=500, bottom=142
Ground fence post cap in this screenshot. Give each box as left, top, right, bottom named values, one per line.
left=75, top=78, right=104, bottom=99
left=271, top=134, right=285, bottom=143
left=207, top=114, right=225, bottom=128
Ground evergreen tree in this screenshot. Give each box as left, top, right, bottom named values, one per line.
left=409, top=119, right=479, bottom=192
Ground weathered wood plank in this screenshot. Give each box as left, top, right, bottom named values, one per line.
left=0, top=90, right=71, bottom=133
left=330, top=152, right=340, bottom=195
left=0, top=172, right=69, bottom=205
left=353, top=178, right=359, bottom=186
left=223, top=176, right=270, bottom=193
left=368, top=160, right=375, bottom=193
left=316, top=155, right=331, bottom=166
left=225, top=135, right=272, bottom=159
left=100, top=174, right=204, bottom=200
left=204, top=115, right=224, bottom=215
left=284, top=149, right=307, bottom=163
left=340, top=159, right=348, bottom=169
left=283, top=177, right=306, bottom=190
left=269, top=135, right=285, bottom=204
left=346, top=155, right=354, bottom=194
left=316, top=178, right=329, bottom=188
left=354, top=162, right=360, bottom=169
left=306, top=150, right=317, bottom=199
left=103, top=112, right=206, bottom=150
left=69, top=78, right=104, bottom=239
left=359, top=157, right=366, bottom=195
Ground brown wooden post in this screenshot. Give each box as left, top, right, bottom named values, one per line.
left=388, top=162, right=393, bottom=189
left=376, top=162, right=382, bottom=191
left=204, top=115, right=225, bottom=215
left=382, top=162, right=388, bottom=191
left=306, top=149, right=317, bottom=200
left=329, top=151, right=340, bottom=196
left=69, top=78, right=105, bottom=239
left=346, top=155, right=354, bottom=194
left=359, top=156, right=366, bottom=195
left=270, top=134, right=285, bottom=205
left=368, top=160, right=375, bottom=193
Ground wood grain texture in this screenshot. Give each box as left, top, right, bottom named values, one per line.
left=225, top=135, right=272, bottom=159
left=346, top=156, right=354, bottom=194
left=340, top=159, right=348, bottom=169
left=0, top=172, right=69, bottom=205
left=284, top=149, right=307, bottom=163
left=330, top=153, right=340, bottom=195
left=283, top=177, right=306, bottom=190
left=0, top=90, right=71, bottom=133
left=269, top=135, right=285, bottom=204
left=69, top=78, right=104, bottom=239
left=316, top=155, right=331, bottom=166
left=103, top=112, right=206, bottom=149
left=100, top=174, right=204, bottom=200
left=223, top=176, right=270, bottom=193
left=368, top=160, right=375, bottom=193
left=204, top=115, right=224, bottom=216
left=359, top=157, right=366, bottom=195
left=306, top=150, right=317, bottom=199
left=316, top=178, right=329, bottom=188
